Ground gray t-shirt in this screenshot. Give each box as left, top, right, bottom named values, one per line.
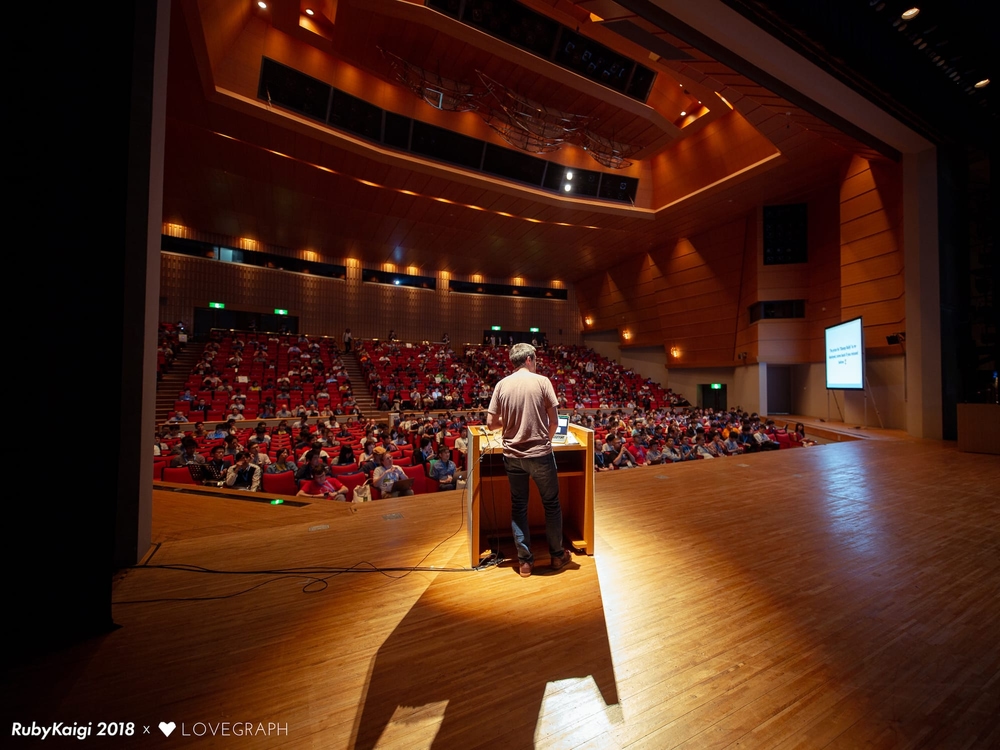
left=487, top=369, right=558, bottom=459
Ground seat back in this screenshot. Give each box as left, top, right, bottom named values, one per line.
left=261, top=471, right=298, bottom=496
left=162, top=466, right=198, bottom=485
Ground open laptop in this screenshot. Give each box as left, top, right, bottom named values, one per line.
left=389, top=477, right=414, bottom=493
left=551, top=414, right=571, bottom=445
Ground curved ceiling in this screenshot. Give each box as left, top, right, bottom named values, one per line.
left=163, top=0, right=891, bottom=282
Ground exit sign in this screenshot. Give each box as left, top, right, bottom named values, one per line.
left=491, top=325, right=502, bottom=331
left=274, top=308, right=288, bottom=315
left=710, top=383, right=722, bottom=390
left=209, top=302, right=225, bottom=309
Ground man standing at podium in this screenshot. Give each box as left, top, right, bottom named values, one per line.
left=487, top=343, right=572, bottom=578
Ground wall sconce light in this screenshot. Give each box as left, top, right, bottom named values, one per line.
left=584, top=316, right=593, bottom=326
left=670, top=346, right=681, bottom=358
left=622, top=330, right=632, bottom=341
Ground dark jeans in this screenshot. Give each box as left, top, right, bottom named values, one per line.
left=504, top=453, right=564, bottom=564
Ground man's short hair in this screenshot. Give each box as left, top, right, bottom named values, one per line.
left=509, top=343, right=536, bottom=368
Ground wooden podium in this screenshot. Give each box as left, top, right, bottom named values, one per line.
left=465, top=423, right=595, bottom=567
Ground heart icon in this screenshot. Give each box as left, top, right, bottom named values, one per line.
left=159, top=722, right=176, bottom=737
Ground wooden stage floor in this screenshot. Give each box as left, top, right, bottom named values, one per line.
left=4, top=437, right=998, bottom=748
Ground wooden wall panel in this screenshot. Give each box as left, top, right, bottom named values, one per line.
left=656, top=219, right=748, bottom=367
left=839, top=156, right=905, bottom=352
left=159, top=249, right=583, bottom=346
left=648, top=111, right=780, bottom=208
left=805, top=185, right=843, bottom=362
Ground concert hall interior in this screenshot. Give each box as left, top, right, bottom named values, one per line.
left=9, top=0, right=997, bottom=748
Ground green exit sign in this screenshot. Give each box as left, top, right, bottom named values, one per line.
left=274, top=308, right=288, bottom=315
left=209, top=302, right=225, bottom=309
left=710, top=383, right=722, bottom=390
left=491, top=325, right=502, bottom=331
left=529, top=327, right=540, bottom=333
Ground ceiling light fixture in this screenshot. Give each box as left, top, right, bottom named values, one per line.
left=901, top=7, right=920, bottom=20
left=680, top=111, right=686, bottom=117
left=974, top=78, right=990, bottom=88
left=257, top=1, right=267, bottom=8
left=305, top=8, right=314, bottom=15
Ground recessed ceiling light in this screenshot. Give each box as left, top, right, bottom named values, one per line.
left=901, top=7, right=920, bottom=19
left=565, top=171, right=574, bottom=180
left=564, top=184, right=572, bottom=192
left=305, top=8, right=314, bottom=15
left=974, top=78, right=990, bottom=88
left=680, top=111, right=686, bottom=116
left=257, top=1, right=267, bottom=8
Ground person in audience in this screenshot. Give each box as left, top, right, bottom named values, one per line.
left=225, top=451, right=262, bottom=491
left=162, top=424, right=184, bottom=443
left=605, top=435, right=638, bottom=469
left=294, top=428, right=315, bottom=452
left=221, top=434, right=243, bottom=457
left=723, top=432, right=743, bottom=455
left=691, top=435, right=716, bottom=458
left=297, top=440, right=330, bottom=465
left=703, top=433, right=724, bottom=458
left=296, top=464, right=348, bottom=501
left=372, top=447, right=413, bottom=497
left=267, top=447, right=296, bottom=474
left=190, top=421, right=207, bottom=439
left=294, top=449, right=327, bottom=484
left=167, top=411, right=187, bottom=424
left=454, top=426, right=468, bottom=469
left=750, top=425, right=781, bottom=451
left=334, top=444, right=356, bottom=466
left=659, top=437, right=682, bottom=463
left=203, top=445, right=228, bottom=480
left=429, top=445, right=458, bottom=490
left=358, top=439, right=377, bottom=474
left=248, top=425, right=271, bottom=447
left=171, top=437, right=205, bottom=467
left=593, top=441, right=611, bottom=471
left=250, top=442, right=271, bottom=469
left=789, top=423, right=817, bottom=446
left=644, top=440, right=665, bottom=466
left=272, top=420, right=291, bottom=437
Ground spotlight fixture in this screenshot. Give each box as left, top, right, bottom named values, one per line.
left=257, top=1, right=267, bottom=8
left=975, top=78, right=990, bottom=88
left=670, top=346, right=681, bottom=358
left=886, top=332, right=906, bottom=345
left=305, top=8, right=314, bottom=15
left=901, top=7, right=920, bottom=19
left=680, top=111, right=687, bottom=116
